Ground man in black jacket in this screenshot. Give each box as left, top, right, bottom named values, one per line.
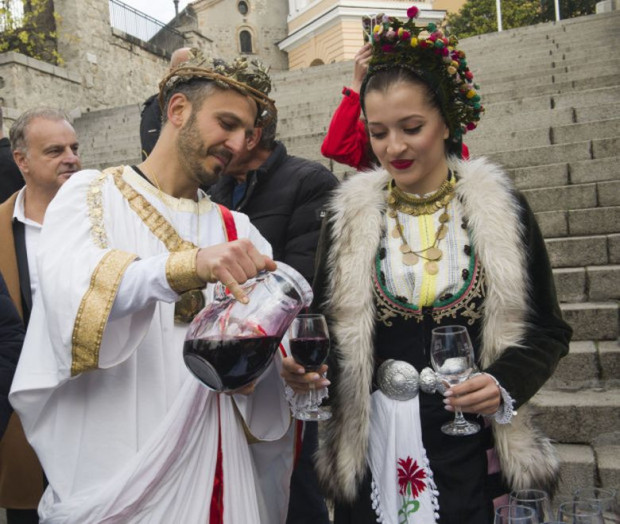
left=0, top=107, right=24, bottom=203
left=139, top=47, right=193, bottom=160
left=209, top=118, right=338, bottom=285
left=209, top=117, right=338, bottom=524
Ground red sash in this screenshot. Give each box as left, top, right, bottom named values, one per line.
left=209, top=205, right=237, bottom=524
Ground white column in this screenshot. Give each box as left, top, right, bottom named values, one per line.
left=496, top=0, right=503, bottom=31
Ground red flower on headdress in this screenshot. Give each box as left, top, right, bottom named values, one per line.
left=407, top=6, right=420, bottom=18
left=397, top=457, right=427, bottom=497
left=382, top=44, right=395, bottom=53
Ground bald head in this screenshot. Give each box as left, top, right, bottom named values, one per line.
left=170, top=48, right=193, bottom=70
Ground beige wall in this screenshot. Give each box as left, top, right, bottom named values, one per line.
left=433, top=0, right=466, bottom=14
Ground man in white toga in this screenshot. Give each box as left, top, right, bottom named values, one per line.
left=10, top=56, right=295, bottom=523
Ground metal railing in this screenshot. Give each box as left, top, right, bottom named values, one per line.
left=0, top=0, right=25, bottom=32
left=108, top=0, right=184, bottom=55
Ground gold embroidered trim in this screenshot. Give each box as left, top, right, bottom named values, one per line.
left=87, top=172, right=110, bottom=248
left=106, top=166, right=196, bottom=252
left=71, top=250, right=137, bottom=376
left=374, top=261, right=486, bottom=327
left=166, top=248, right=204, bottom=293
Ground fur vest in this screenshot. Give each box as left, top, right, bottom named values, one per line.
left=315, top=157, right=560, bottom=502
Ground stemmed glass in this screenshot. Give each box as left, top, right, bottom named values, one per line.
left=287, top=314, right=331, bottom=421
left=510, top=489, right=553, bottom=522
left=495, top=504, right=540, bottom=524
left=556, top=501, right=605, bottom=523
left=573, top=488, right=619, bottom=524
left=430, top=325, right=480, bottom=436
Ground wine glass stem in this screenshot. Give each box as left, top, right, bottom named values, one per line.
left=453, top=406, right=468, bottom=427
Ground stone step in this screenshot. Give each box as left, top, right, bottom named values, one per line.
left=482, top=74, right=619, bottom=105
left=483, top=86, right=620, bottom=119
left=546, top=340, right=620, bottom=388
left=570, top=157, right=620, bottom=185
left=560, top=302, right=619, bottom=341
left=532, top=388, right=620, bottom=443
left=554, top=444, right=597, bottom=504
left=554, top=265, right=620, bottom=303
left=546, top=235, right=608, bottom=267
left=509, top=163, right=569, bottom=190
left=569, top=207, right=620, bottom=236
left=525, top=183, right=598, bottom=212
left=470, top=119, right=620, bottom=156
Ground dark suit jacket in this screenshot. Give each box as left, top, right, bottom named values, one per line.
left=0, top=193, right=45, bottom=508
left=0, top=137, right=24, bottom=204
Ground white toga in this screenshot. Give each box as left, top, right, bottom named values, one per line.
left=9, top=166, right=294, bottom=524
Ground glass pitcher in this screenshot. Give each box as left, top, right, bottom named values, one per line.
left=183, top=262, right=313, bottom=392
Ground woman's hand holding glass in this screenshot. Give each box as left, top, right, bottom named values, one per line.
left=281, top=314, right=332, bottom=421
left=444, top=372, right=502, bottom=416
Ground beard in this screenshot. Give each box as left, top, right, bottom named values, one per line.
left=176, top=112, right=232, bottom=187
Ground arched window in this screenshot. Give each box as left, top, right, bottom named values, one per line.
left=238, top=1, right=249, bottom=15
left=239, top=30, right=253, bottom=53
left=310, top=58, right=324, bottom=67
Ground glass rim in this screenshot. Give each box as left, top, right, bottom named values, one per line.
left=557, top=500, right=603, bottom=515
left=495, top=503, right=536, bottom=516
left=294, top=313, right=326, bottom=319
left=510, top=488, right=550, bottom=501
left=431, top=325, right=468, bottom=335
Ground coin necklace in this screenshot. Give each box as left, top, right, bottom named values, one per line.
left=388, top=181, right=454, bottom=276
left=149, top=171, right=206, bottom=323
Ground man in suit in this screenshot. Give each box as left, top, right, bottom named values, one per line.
left=0, top=107, right=25, bottom=204
left=0, top=107, right=80, bottom=524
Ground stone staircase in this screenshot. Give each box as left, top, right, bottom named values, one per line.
left=70, top=9, right=620, bottom=506
left=270, top=11, right=620, bottom=503
left=73, top=104, right=143, bottom=171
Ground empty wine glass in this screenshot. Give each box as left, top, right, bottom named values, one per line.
left=573, top=488, right=619, bottom=523
left=557, top=501, right=605, bottom=523
left=287, top=314, right=331, bottom=421
left=495, top=504, right=540, bottom=523
left=430, top=325, right=480, bottom=436
left=510, top=489, right=553, bottom=522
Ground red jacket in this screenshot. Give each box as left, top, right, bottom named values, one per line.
left=321, top=87, right=469, bottom=171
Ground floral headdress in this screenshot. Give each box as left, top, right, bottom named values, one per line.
left=361, top=6, right=483, bottom=144
left=158, top=50, right=276, bottom=126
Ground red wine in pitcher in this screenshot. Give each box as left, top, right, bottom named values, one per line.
left=290, top=337, right=330, bottom=371
left=183, top=336, right=281, bottom=392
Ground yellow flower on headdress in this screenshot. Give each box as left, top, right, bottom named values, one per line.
left=397, top=27, right=404, bottom=37
left=466, top=89, right=476, bottom=99
left=410, top=37, right=418, bottom=47
left=374, top=24, right=383, bottom=34
left=447, top=66, right=457, bottom=75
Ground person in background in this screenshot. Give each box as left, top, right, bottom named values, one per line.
left=139, top=47, right=194, bottom=160
left=0, top=270, right=25, bottom=440
left=0, top=107, right=81, bottom=524
left=209, top=115, right=338, bottom=524
left=284, top=7, right=570, bottom=523
left=0, top=107, right=25, bottom=204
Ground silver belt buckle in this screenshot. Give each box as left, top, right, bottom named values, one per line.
left=377, top=359, right=420, bottom=401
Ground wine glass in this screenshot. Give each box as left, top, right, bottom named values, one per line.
left=287, top=314, right=331, bottom=421
left=430, top=325, right=480, bottom=436
left=495, top=504, right=540, bottom=523
left=556, top=501, right=605, bottom=523
left=510, top=489, right=553, bottom=522
left=573, top=488, right=619, bottom=523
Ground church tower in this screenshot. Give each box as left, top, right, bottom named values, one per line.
left=190, top=0, right=289, bottom=71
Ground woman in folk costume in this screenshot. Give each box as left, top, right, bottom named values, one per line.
left=282, top=6, right=571, bottom=524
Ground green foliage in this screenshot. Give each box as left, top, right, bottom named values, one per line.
left=446, top=0, right=542, bottom=37
left=446, top=0, right=598, bottom=38
left=540, top=0, right=597, bottom=20
left=0, top=0, right=63, bottom=65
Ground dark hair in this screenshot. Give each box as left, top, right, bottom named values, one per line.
left=161, top=78, right=216, bottom=124
left=258, top=114, right=277, bottom=150
left=360, top=66, right=463, bottom=157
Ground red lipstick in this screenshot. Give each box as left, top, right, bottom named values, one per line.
left=390, top=160, right=413, bottom=170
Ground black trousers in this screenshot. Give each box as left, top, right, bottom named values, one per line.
left=286, top=421, right=330, bottom=524
left=6, top=509, right=39, bottom=524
